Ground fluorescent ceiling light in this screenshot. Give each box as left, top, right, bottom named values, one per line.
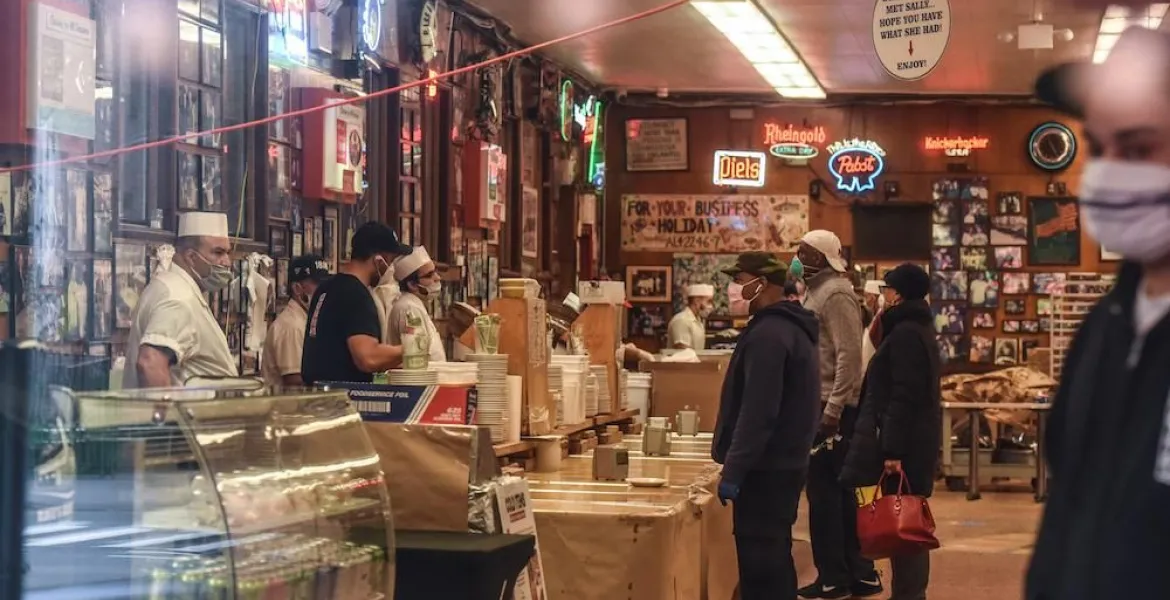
left=692, top=0, right=825, bottom=99
left=1093, top=3, right=1169, bottom=63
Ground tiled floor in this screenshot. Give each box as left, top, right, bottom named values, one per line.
left=791, top=489, right=1044, bottom=599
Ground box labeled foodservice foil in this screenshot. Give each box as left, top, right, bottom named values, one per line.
left=325, top=383, right=478, bottom=425
left=494, top=476, right=548, bottom=600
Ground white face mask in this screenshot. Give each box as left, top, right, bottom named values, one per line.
left=422, top=280, right=442, bottom=295
left=1080, top=159, right=1170, bottom=263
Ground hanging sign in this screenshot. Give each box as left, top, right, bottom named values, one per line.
left=558, top=80, right=574, bottom=141
left=621, top=194, right=810, bottom=253
left=27, top=3, right=96, bottom=139
left=419, top=0, right=438, bottom=63
left=924, top=135, right=989, bottom=156
left=872, top=0, right=951, bottom=81
left=826, top=139, right=886, bottom=193
left=712, top=150, right=766, bottom=188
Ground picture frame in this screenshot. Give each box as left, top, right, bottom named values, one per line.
left=930, top=271, right=967, bottom=301
left=994, top=338, right=1020, bottom=366
left=178, top=151, right=201, bottom=210
left=1002, top=272, right=1031, bottom=295
left=93, top=172, right=114, bottom=253
left=64, top=259, right=91, bottom=341
left=969, top=335, right=994, bottom=364
left=269, top=224, right=289, bottom=258
left=1022, top=339, right=1043, bottom=361
left=1004, top=299, right=1027, bottom=315
left=971, top=311, right=996, bottom=330
left=66, top=169, right=89, bottom=252
left=993, top=246, right=1024, bottom=270
left=967, top=270, right=999, bottom=308
left=1002, top=319, right=1021, bottom=333
left=92, top=259, right=113, bottom=339
left=626, top=266, right=673, bottom=303
left=960, top=247, right=989, bottom=270
left=624, top=118, right=689, bottom=172
left=202, top=155, right=222, bottom=211
left=275, top=258, right=290, bottom=300
left=1022, top=320, right=1041, bottom=334
left=990, top=216, right=1028, bottom=246
left=1028, top=196, right=1081, bottom=266
left=930, top=247, right=957, bottom=271
left=996, top=191, right=1023, bottom=215
left=932, top=303, right=966, bottom=334
left=629, top=305, right=670, bottom=337
left=114, top=243, right=148, bottom=329
left=521, top=186, right=540, bottom=259
left=937, top=334, right=968, bottom=365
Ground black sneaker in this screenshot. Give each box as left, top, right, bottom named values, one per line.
left=851, top=574, right=884, bottom=598
left=796, top=582, right=852, bottom=599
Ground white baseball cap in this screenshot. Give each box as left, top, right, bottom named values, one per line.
left=801, top=230, right=847, bottom=273
left=178, top=211, right=229, bottom=238
left=864, top=280, right=887, bottom=295
left=686, top=284, right=715, bottom=298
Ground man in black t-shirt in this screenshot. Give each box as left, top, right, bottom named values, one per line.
left=301, top=222, right=413, bottom=384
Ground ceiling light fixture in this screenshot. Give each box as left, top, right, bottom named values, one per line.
left=691, top=0, right=826, bottom=99
left=1092, top=3, right=1169, bottom=63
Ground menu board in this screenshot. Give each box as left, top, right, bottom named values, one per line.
left=621, top=194, right=809, bottom=253
left=624, top=118, right=688, bottom=172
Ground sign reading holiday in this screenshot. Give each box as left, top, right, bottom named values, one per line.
left=924, top=135, right=989, bottom=156
left=872, top=0, right=951, bottom=81
left=763, top=123, right=826, bottom=161
left=826, top=139, right=886, bottom=193
left=621, top=194, right=810, bottom=253
left=712, top=150, right=766, bottom=187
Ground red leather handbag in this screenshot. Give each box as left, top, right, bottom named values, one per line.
left=856, top=467, right=941, bottom=560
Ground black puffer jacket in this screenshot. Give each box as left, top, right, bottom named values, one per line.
left=840, top=298, right=941, bottom=495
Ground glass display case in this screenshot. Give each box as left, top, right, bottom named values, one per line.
left=23, top=387, right=394, bottom=599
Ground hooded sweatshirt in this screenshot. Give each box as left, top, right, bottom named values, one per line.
left=712, top=300, right=822, bottom=484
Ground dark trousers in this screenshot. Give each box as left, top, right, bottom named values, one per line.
left=891, top=551, right=930, bottom=600
left=807, top=406, right=874, bottom=587
left=733, top=468, right=806, bottom=600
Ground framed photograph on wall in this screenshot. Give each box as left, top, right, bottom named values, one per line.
left=996, top=191, right=1023, bottom=215
left=114, top=243, right=148, bottom=329
left=1027, top=196, right=1081, bottom=265
left=66, top=169, right=89, bottom=252
left=624, top=118, right=688, bottom=172
left=521, top=186, right=540, bottom=258
left=93, top=172, right=114, bottom=253
left=64, top=259, right=91, bottom=341
left=92, top=259, right=113, bottom=339
left=269, top=224, right=289, bottom=258
left=995, top=338, right=1020, bottom=365
left=626, top=266, right=673, bottom=303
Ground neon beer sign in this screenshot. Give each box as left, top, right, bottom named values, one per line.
left=764, top=123, right=826, bottom=160
left=924, top=136, right=989, bottom=157
left=712, top=150, right=766, bottom=187
left=826, top=139, right=886, bottom=193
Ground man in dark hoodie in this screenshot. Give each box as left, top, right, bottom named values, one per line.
left=712, top=252, right=821, bottom=600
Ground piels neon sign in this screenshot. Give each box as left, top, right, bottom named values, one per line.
left=826, top=139, right=886, bottom=193
left=764, top=123, right=826, bottom=161
left=712, top=150, right=766, bottom=188
left=924, top=136, right=989, bottom=157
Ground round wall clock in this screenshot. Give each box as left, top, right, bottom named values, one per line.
left=1028, top=122, right=1077, bottom=171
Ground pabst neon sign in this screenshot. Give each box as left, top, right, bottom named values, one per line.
left=764, top=123, right=826, bottom=161
left=826, top=139, right=886, bottom=193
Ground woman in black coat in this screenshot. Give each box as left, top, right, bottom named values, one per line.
left=841, top=263, right=942, bottom=600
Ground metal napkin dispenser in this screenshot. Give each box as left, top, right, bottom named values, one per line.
left=675, top=407, right=700, bottom=437
left=593, top=445, right=630, bottom=481
left=642, top=422, right=673, bottom=457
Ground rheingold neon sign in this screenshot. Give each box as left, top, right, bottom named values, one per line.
left=712, top=150, right=766, bottom=188
left=764, top=123, right=826, bottom=160
left=924, top=136, right=990, bottom=157
left=826, top=139, right=886, bottom=193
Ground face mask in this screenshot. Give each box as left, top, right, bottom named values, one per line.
left=789, top=257, right=804, bottom=281
left=422, top=280, right=442, bottom=295
left=374, top=257, right=394, bottom=288
left=728, top=278, right=762, bottom=316
left=698, top=305, right=713, bottom=319
left=1080, top=158, right=1170, bottom=263
left=192, top=251, right=233, bottom=292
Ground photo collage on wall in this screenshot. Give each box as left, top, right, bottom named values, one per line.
left=928, top=179, right=1060, bottom=367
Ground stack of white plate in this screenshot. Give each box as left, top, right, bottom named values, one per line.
left=591, top=365, right=611, bottom=415
left=432, top=362, right=479, bottom=386
left=584, top=373, right=599, bottom=418
left=548, top=365, right=565, bottom=426
left=388, top=369, right=438, bottom=386
left=550, top=355, right=589, bottom=425
left=468, top=354, right=510, bottom=442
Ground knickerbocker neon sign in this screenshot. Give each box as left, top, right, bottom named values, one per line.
left=924, top=136, right=990, bottom=157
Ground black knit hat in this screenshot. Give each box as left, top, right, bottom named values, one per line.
left=883, top=263, right=929, bottom=300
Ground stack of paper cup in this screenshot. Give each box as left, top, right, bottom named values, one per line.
left=550, top=355, right=588, bottom=425
left=432, top=362, right=479, bottom=386
left=547, top=365, right=565, bottom=427
left=468, top=353, right=509, bottom=442
left=585, top=373, right=599, bottom=418
left=506, top=375, right=523, bottom=444
left=591, top=365, right=611, bottom=415
left=619, top=369, right=630, bottom=411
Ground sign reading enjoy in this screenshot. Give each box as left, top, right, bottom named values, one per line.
left=872, top=0, right=951, bottom=81
left=621, top=194, right=809, bottom=253
left=826, top=139, right=886, bottom=193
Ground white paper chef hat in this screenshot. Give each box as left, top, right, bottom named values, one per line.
left=562, top=292, right=583, bottom=314
left=686, top=284, right=715, bottom=298
left=864, top=280, right=887, bottom=295
left=178, top=211, right=229, bottom=238
left=393, top=246, right=433, bottom=280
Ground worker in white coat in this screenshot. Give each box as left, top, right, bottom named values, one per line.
left=124, top=212, right=237, bottom=388
left=667, top=284, right=715, bottom=350
left=387, top=246, right=446, bottom=362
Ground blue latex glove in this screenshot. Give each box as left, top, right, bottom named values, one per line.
left=717, top=480, right=740, bottom=506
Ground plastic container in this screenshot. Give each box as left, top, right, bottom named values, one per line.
left=626, top=373, right=652, bottom=424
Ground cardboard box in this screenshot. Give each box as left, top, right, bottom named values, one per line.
left=331, top=382, right=477, bottom=425
left=640, top=361, right=728, bottom=433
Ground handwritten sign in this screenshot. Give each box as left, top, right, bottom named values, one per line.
left=924, top=135, right=989, bottom=156
left=712, top=150, right=766, bottom=187
left=872, top=0, right=951, bottom=81
left=622, top=194, right=809, bottom=253
left=625, top=118, right=688, bottom=171
left=827, top=139, right=886, bottom=193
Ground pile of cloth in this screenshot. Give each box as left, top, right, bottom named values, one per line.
left=941, top=366, right=1056, bottom=430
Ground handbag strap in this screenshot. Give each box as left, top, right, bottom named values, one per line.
left=875, top=465, right=913, bottom=497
